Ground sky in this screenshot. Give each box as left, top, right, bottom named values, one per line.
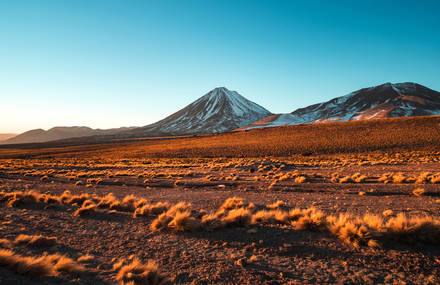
left=1, top=0, right=439, bottom=133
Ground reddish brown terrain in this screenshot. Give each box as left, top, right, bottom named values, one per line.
left=0, top=118, right=440, bottom=284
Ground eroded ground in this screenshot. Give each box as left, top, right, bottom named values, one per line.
left=1, top=155, right=440, bottom=284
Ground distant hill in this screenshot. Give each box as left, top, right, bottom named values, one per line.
left=242, top=82, right=440, bottom=129
left=0, top=134, right=17, bottom=142
left=2, top=126, right=136, bottom=144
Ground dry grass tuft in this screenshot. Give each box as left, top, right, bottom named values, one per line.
left=77, top=254, right=94, bottom=263
left=292, top=208, right=327, bottom=231
left=73, top=202, right=97, bottom=217
left=0, top=249, right=85, bottom=277
left=412, top=188, right=425, bottom=196
left=251, top=209, right=289, bottom=224
left=351, top=173, right=367, bottom=183
left=384, top=213, right=440, bottom=244
left=266, top=200, right=287, bottom=210
left=13, top=234, right=57, bottom=247
left=167, top=210, right=201, bottom=232
left=133, top=202, right=170, bottom=218
left=220, top=208, right=252, bottom=227
left=294, top=176, right=307, bottom=183
left=115, top=258, right=169, bottom=285
left=0, top=239, right=12, bottom=248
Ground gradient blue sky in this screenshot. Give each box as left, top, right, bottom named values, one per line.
left=1, top=0, right=439, bottom=133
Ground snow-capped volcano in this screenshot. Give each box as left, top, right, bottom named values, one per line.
left=243, top=82, right=440, bottom=129
left=131, top=87, right=272, bottom=136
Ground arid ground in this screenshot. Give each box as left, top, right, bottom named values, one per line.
left=1, top=118, right=440, bottom=284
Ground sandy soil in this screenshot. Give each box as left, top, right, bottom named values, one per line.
left=0, top=159, right=439, bottom=284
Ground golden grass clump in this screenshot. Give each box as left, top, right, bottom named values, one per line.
left=2, top=190, right=39, bottom=207
left=0, top=239, right=12, bottom=248
left=416, top=172, right=431, bottom=184
left=338, top=176, right=353, bottom=183
left=384, top=213, right=440, bottom=244
left=219, top=197, right=245, bottom=212
left=220, top=207, right=252, bottom=227
left=392, top=173, right=408, bottom=183
left=382, top=210, right=393, bottom=217
left=110, top=194, right=147, bottom=212
left=96, top=193, right=118, bottom=208
left=330, top=173, right=340, bottom=183
left=292, top=208, right=327, bottom=231
left=115, top=258, right=169, bottom=285
left=150, top=202, right=201, bottom=232
left=266, top=200, right=287, bottom=210
left=412, top=188, right=425, bottom=196
left=73, top=202, right=97, bottom=217
left=133, top=202, right=170, bottom=218
left=294, top=176, right=307, bottom=183
left=351, top=173, right=367, bottom=183
left=167, top=210, right=201, bottom=232
left=150, top=213, right=173, bottom=232
left=13, top=234, right=57, bottom=247
left=77, top=254, right=94, bottom=263
left=0, top=249, right=85, bottom=277
left=326, top=214, right=380, bottom=248
left=378, top=173, right=393, bottom=184
left=251, top=209, right=289, bottom=224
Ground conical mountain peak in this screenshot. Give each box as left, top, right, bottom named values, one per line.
left=132, top=87, right=272, bottom=136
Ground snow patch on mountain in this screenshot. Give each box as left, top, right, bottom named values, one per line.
left=242, top=82, right=440, bottom=130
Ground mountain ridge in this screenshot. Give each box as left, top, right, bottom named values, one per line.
left=242, top=82, right=440, bottom=129
left=2, top=126, right=136, bottom=145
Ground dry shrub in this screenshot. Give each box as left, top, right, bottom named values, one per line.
left=115, top=258, right=169, bottom=285
left=412, top=188, right=425, bottom=196
left=45, top=253, right=86, bottom=275
left=416, top=172, right=431, bottom=184
left=326, top=214, right=380, bottom=248
left=221, top=208, right=252, bottom=227
left=3, top=190, right=39, bottom=207
left=96, top=193, right=118, bottom=208
left=110, top=195, right=146, bottom=212
left=0, top=239, right=12, bottom=248
left=384, top=213, right=440, bottom=244
left=77, top=254, right=94, bottom=263
left=294, top=176, right=307, bottom=183
left=67, top=193, right=91, bottom=205
left=338, top=176, right=353, bottom=183
left=251, top=209, right=289, bottom=224
left=13, top=234, right=57, bottom=247
left=266, top=200, right=286, bottom=209
left=150, top=202, right=200, bottom=232
left=330, top=173, right=340, bottom=183
left=431, top=174, right=440, bottom=184
left=292, top=208, right=327, bottom=231
left=73, top=203, right=96, bottom=217
left=350, top=173, right=365, bottom=183
left=378, top=173, right=393, bottom=184
left=150, top=213, right=173, bottom=232
left=267, top=181, right=277, bottom=190
left=133, top=202, right=170, bottom=218
left=382, top=210, right=393, bottom=217
left=0, top=249, right=85, bottom=277
left=392, top=173, right=407, bottom=183
left=167, top=211, right=201, bottom=232
left=218, top=197, right=246, bottom=212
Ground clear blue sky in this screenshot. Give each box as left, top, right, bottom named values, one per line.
left=1, top=0, right=439, bottom=133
